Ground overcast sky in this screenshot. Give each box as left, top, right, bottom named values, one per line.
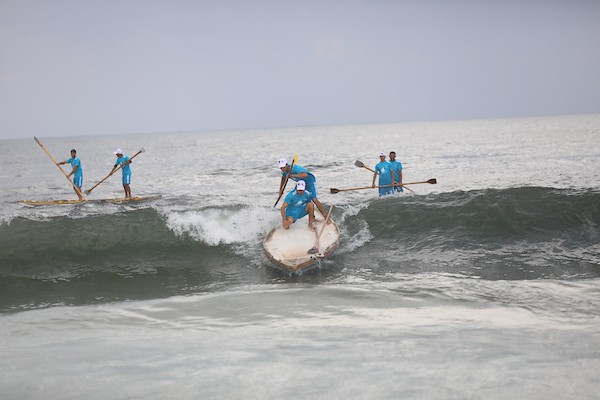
left=1, top=0, right=599, bottom=139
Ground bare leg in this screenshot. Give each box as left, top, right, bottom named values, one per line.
left=123, top=184, right=131, bottom=198
left=75, top=187, right=84, bottom=201
left=312, top=198, right=331, bottom=223
left=306, top=202, right=316, bottom=230
left=286, top=216, right=294, bottom=228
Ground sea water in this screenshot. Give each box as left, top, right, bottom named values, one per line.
left=1, top=115, right=599, bottom=399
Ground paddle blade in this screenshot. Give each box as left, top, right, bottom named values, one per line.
left=84, top=189, right=91, bottom=195
left=354, top=160, right=365, bottom=168
left=139, top=147, right=146, bottom=153
left=330, top=188, right=340, bottom=194
left=307, top=247, right=319, bottom=254
left=428, top=178, right=437, bottom=184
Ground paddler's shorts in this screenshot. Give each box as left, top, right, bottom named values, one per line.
left=378, top=185, right=393, bottom=196
left=285, top=206, right=308, bottom=222
left=73, top=176, right=83, bottom=188
left=122, top=173, right=131, bottom=185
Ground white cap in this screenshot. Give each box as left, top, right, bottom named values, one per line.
left=379, top=152, right=386, bottom=156
left=114, top=148, right=123, bottom=155
left=296, top=180, right=306, bottom=190
left=277, top=158, right=287, bottom=168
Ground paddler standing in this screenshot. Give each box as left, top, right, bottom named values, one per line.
left=277, top=157, right=328, bottom=220
left=371, top=152, right=393, bottom=196
left=110, top=148, right=132, bottom=198
left=281, top=180, right=316, bottom=230
left=58, top=149, right=84, bottom=201
left=389, top=151, right=403, bottom=193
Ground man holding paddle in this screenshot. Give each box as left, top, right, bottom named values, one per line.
left=277, top=157, right=329, bottom=220
left=110, top=149, right=133, bottom=198
left=281, top=180, right=316, bottom=230
left=389, top=151, right=403, bottom=192
left=371, top=152, right=393, bottom=196
left=58, top=149, right=84, bottom=201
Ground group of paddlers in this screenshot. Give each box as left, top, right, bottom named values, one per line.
left=277, top=151, right=405, bottom=230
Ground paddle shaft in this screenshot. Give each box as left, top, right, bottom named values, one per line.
left=85, top=149, right=144, bottom=194
left=309, top=204, right=334, bottom=254
left=331, top=180, right=435, bottom=193
left=355, top=160, right=378, bottom=174
left=34, top=137, right=86, bottom=199
left=361, top=165, right=377, bottom=174
left=336, top=184, right=395, bottom=193
left=318, top=205, right=334, bottom=238
left=274, top=154, right=298, bottom=207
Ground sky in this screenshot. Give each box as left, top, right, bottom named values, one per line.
left=1, top=0, right=600, bottom=139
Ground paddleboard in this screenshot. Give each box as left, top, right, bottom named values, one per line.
left=263, top=214, right=340, bottom=275
left=18, top=195, right=162, bottom=207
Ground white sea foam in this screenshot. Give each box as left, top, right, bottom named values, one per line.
left=164, top=206, right=280, bottom=246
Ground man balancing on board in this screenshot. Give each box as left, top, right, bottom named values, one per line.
left=371, top=152, right=393, bottom=196
left=277, top=157, right=329, bottom=220
left=110, top=148, right=133, bottom=198
left=281, top=180, right=316, bottom=230
left=58, top=149, right=84, bottom=200
left=389, top=151, right=403, bottom=193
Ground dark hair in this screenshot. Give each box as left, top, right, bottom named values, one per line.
left=389, top=151, right=396, bottom=154
left=71, top=149, right=77, bottom=153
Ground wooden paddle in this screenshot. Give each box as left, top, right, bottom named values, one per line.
left=308, top=205, right=334, bottom=254
left=84, top=148, right=145, bottom=195
left=34, top=136, right=86, bottom=200
left=330, top=179, right=437, bottom=194
left=354, top=160, right=377, bottom=174
left=273, top=154, right=298, bottom=207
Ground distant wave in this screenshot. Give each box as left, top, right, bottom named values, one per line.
left=0, top=208, right=240, bottom=274
left=346, top=187, right=600, bottom=250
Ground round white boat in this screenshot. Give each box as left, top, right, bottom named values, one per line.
left=263, top=215, right=340, bottom=275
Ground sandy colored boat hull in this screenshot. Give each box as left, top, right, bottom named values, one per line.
left=263, top=216, right=340, bottom=275
left=18, top=195, right=162, bottom=207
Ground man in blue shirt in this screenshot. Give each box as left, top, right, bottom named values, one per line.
left=281, top=180, right=315, bottom=230
left=58, top=149, right=84, bottom=200
left=110, top=148, right=132, bottom=198
left=371, top=152, right=393, bottom=196
left=278, top=157, right=328, bottom=219
left=389, top=151, right=403, bottom=193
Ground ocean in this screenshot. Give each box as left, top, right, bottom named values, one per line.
left=1, top=115, right=599, bottom=399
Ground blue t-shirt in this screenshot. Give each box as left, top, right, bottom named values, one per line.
left=284, top=189, right=313, bottom=210
left=375, top=161, right=392, bottom=185
left=67, top=157, right=83, bottom=178
left=389, top=160, right=403, bottom=182
left=282, top=165, right=316, bottom=186
left=115, top=156, right=131, bottom=175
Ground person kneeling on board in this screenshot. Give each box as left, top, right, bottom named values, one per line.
left=281, top=180, right=316, bottom=230
left=278, top=157, right=328, bottom=220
